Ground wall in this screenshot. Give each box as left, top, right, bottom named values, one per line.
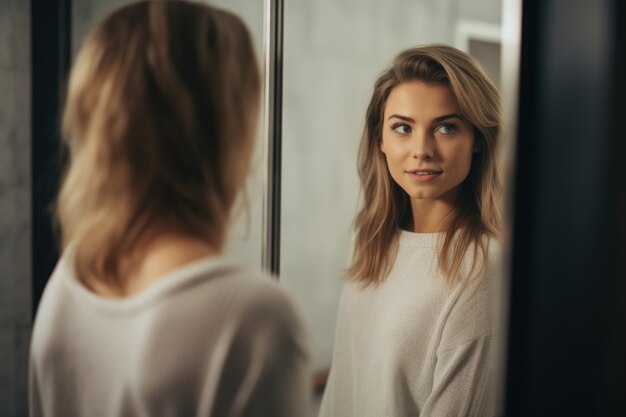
left=0, top=0, right=31, bottom=416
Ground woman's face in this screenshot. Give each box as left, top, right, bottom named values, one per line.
left=381, top=81, right=476, bottom=205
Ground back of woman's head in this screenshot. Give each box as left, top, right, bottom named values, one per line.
left=58, top=0, right=261, bottom=283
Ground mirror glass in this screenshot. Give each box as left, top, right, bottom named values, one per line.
left=279, top=0, right=504, bottom=412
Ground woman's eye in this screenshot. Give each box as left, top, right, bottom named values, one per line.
left=392, top=124, right=412, bottom=134
left=436, top=124, right=457, bottom=135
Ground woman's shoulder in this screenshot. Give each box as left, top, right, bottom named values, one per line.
left=176, top=259, right=306, bottom=337
left=212, top=264, right=303, bottom=323
left=184, top=261, right=309, bottom=359
left=484, top=236, right=505, bottom=279
left=486, top=235, right=503, bottom=257
left=436, top=236, right=502, bottom=352
left=41, top=251, right=303, bottom=331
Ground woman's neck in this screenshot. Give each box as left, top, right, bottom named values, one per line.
left=86, top=227, right=217, bottom=298
left=409, top=198, right=457, bottom=233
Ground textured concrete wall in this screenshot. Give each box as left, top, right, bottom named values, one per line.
left=0, top=0, right=31, bottom=415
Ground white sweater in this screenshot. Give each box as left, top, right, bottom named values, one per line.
left=29, top=252, right=310, bottom=417
left=319, top=231, right=501, bottom=417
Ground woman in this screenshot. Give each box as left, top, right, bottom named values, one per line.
left=319, top=45, right=503, bottom=417
left=29, top=2, right=309, bottom=416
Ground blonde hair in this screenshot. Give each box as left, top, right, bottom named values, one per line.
left=348, top=45, right=502, bottom=287
left=57, top=0, right=260, bottom=285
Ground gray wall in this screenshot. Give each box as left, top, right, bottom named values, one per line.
left=0, top=0, right=31, bottom=416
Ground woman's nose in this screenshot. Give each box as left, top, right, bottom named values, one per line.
left=411, top=131, right=435, bottom=160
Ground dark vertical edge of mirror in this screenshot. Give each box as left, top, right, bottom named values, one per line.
left=603, top=1, right=626, bottom=414
left=262, top=0, right=283, bottom=277
left=502, top=0, right=539, bottom=414
left=31, top=0, right=71, bottom=315
left=504, top=0, right=626, bottom=416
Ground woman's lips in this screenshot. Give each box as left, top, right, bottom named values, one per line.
left=406, top=169, right=442, bottom=183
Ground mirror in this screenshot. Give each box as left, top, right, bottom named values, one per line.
left=69, top=0, right=517, bottom=415
left=278, top=0, right=510, bottom=415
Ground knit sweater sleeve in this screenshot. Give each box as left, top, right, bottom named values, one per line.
left=420, top=245, right=500, bottom=417
left=420, top=335, right=494, bottom=417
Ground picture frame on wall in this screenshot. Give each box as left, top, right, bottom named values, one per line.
left=455, top=19, right=502, bottom=88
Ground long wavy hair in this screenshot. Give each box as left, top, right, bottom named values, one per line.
left=57, top=0, right=260, bottom=286
left=348, top=45, right=502, bottom=287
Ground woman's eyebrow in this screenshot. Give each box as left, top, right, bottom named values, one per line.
left=387, top=113, right=463, bottom=123
left=387, top=114, right=415, bottom=123
left=432, top=113, right=462, bottom=122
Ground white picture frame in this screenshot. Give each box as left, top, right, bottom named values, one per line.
left=454, top=19, right=502, bottom=52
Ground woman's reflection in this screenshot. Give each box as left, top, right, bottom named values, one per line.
left=320, top=45, right=503, bottom=417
